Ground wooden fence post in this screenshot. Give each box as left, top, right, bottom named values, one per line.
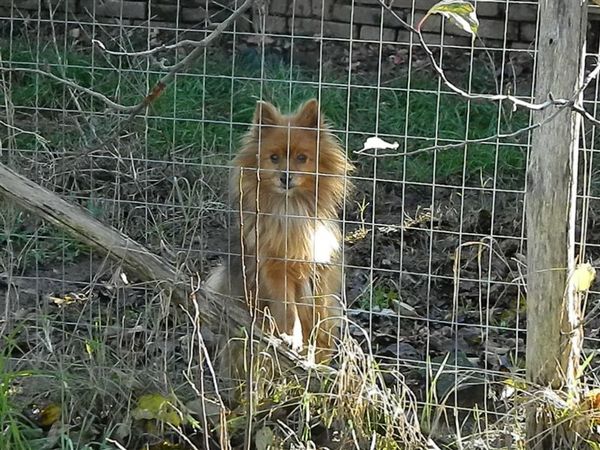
left=525, top=1, right=587, bottom=448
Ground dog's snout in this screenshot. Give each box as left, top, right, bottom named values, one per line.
left=280, top=172, right=293, bottom=188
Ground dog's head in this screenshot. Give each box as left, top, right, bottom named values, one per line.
left=247, top=99, right=325, bottom=194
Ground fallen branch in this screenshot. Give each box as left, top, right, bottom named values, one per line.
left=0, top=161, right=434, bottom=448
left=0, top=161, right=307, bottom=375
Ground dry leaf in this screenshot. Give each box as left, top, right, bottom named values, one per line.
left=572, top=263, right=596, bottom=292
left=255, top=426, right=275, bottom=450
left=48, top=291, right=87, bottom=306
left=420, top=0, right=479, bottom=38
left=39, top=403, right=61, bottom=427
left=133, top=393, right=182, bottom=427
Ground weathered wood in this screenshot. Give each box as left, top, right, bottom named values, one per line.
left=526, top=0, right=587, bottom=448
left=0, top=162, right=190, bottom=302
left=0, top=161, right=301, bottom=373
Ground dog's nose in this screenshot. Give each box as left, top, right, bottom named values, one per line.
left=280, top=172, right=293, bottom=188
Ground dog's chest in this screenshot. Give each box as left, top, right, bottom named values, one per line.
left=249, top=216, right=340, bottom=264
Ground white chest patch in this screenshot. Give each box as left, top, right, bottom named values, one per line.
left=312, top=224, right=340, bottom=264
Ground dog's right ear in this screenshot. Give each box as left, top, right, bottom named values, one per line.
left=253, top=101, right=280, bottom=126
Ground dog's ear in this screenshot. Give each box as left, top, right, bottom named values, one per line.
left=253, top=101, right=280, bottom=126
left=295, top=98, right=323, bottom=129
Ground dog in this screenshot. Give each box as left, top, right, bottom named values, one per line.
left=205, top=98, right=354, bottom=403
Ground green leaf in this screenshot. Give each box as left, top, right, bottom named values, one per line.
left=133, top=393, right=183, bottom=427
left=419, top=0, right=479, bottom=39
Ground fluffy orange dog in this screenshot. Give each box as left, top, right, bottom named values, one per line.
left=206, top=99, right=353, bottom=394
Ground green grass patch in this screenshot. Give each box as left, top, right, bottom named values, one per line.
left=357, top=284, right=400, bottom=310
left=0, top=203, right=90, bottom=268
left=0, top=337, right=45, bottom=450
left=3, top=41, right=529, bottom=186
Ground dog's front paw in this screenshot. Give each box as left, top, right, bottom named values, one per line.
left=280, top=332, right=303, bottom=353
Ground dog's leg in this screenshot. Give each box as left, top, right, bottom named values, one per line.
left=309, top=265, right=343, bottom=363
left=259, top=262, right=304, bottom=353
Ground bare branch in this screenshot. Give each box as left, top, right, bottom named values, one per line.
left=81, top=0, right=254, bottom=153
left=355, top=102, right=567, bottom=158
left=572, top=104, right=600, bottom=127
left=134, top=0, right=252, bottom=102
left=377, top=1, right=562, bottom=110
left=376, top=1, right=598, bottom=110
left=368, top=0, right=600, bottom=157
left=1, top=0, right=252, bottom=119
left=0, top=66, right=138, bottom=113
left=92, top=0, right=252, bottom=59
left=92, top=35, right=214, bottom=58
left=578, top=57, right=600, bottom=95
left=0, top=118, right=50, bottom=146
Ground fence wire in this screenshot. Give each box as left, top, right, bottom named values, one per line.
left=1, top=0, right=600, bottom=448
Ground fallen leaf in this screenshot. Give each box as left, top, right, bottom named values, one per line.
left=133, top=393, right=182, bottom=427
left=255, top=426, right=275, bottom=450
left=28, top=403, right=61, bottom=428
left=344, top=227, right=370, bottom=243
left=391, top=299, right=418, bottom=317
left=48, top=291, right=88, bottom=306
left=583, top=388, right=600, bottom=411
left=572, top=263, right=596, bottom=292
left=185, top=397, right=224, bottom=430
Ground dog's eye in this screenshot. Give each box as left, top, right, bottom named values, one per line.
left=270, top=154, right=279, bottom=163
left=297, top=154, right=307, bottom=163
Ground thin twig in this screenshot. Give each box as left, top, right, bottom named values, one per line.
left=355, top=104, right=565, bottom=157
left=82, top=0, right=254, bottom=154
left=0, top=118, right=50, bottom=145
left=115, top=0, right=253, bottom=117
left=1, top=0, right=252, bottom=118
left=0, top=66, right=137, bottom=112
left=93, top=0, right=252, bottom=60
left=577, top=56, right=600, bottom=97
left=92, top=34, right=223, bottom=58
left=376, top=1, right=600, bottom=117
left=572, top=104, right=600, bottom=128
left=361, top=1, right=600, bottom=158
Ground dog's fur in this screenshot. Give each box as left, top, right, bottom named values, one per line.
left=205, top=99, right=353, bottom=402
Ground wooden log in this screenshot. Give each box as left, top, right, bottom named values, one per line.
left=0, top=161, right=302, bottom=372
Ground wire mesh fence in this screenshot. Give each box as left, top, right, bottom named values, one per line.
left=1, top=0, right=600, bottom=448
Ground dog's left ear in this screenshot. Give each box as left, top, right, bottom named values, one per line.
left=295, top=98, right=324, bottom=129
